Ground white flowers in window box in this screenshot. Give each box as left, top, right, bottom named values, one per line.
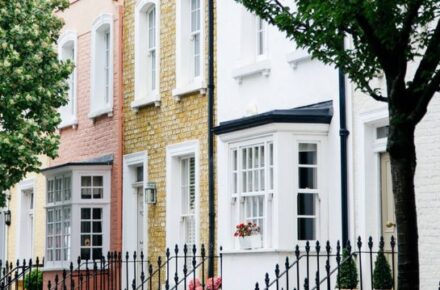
left=234, top=222, right=262, bottom=250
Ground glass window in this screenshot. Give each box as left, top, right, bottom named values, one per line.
left=190, top=0, right=201, bottom=77
left=376, top=125, right=389, bottom=139
left=80, top=208, right=103, bottom=260
left=104, top=31, right=111, bottom=104
left=256, top=17, right=266, bottom=56
left=181, top=156, right=196, bottom=245
left=297, top=143, right=319, bottom=241
left=232, top=141, right=273, bottom=248
left=47, top=206, right=71, bottom=261
left=81, top=175, right=104, bottom=199
left=147, top=6, right=157, bottom=91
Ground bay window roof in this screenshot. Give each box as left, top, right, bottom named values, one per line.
left=41, top=154, right=114, bottom=173
left=214, top=100, right=333, bottom=135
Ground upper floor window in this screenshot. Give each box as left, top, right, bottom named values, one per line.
left=181, top=156, right=196, bottom=246
left=173, top=0, right=205, bottom=97
left=58, top=31, right=77, bottom=128
left=256, top=17, right=267, bottom=58
left=133, top=1, right=160, bottom=109
left=90, top=14, right=113, bottom=118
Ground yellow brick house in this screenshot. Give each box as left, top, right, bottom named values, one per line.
left=122, top=0, right=217, bottom=283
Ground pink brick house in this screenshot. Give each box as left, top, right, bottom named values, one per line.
left=41, top=0, right=124, bottom=280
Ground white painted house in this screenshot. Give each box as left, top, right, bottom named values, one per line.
left=215, top=1, right=343, bottom=289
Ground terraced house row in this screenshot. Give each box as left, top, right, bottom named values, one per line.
left=0, top=0, right=440, bottom=289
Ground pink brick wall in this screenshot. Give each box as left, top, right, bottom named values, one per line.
left=50, top=0, right=124, bottom=252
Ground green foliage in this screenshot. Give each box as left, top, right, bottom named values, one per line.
left=0, top=0, right=72, bottom=205
left=373, top=250, right=393, bottom=289
left=24, top=270, right=43, bottom=290
left=337, top=249, right=358, bottom=289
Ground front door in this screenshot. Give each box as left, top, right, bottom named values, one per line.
left=137, top=186, right=145, bottom=255
left=380, top=152, right=396, bottom=245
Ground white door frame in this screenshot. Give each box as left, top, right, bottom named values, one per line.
left=122, top=152, right=148, bottom=255
left=16, top=179, right=35, bottom=260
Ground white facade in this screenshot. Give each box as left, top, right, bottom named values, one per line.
left=216, top=1, right=342, bottom=289
left=350, top=79, right=440, bottom=289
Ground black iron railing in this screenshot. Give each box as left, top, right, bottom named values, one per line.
left=255, top=236, right=397, bottom=290
left=0, top=257, right=44, bottom=289
left=45, top=244, right=222, bottom=290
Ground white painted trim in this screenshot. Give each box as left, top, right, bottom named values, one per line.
left=286, top=49, right=313, bottom=70
left=166, top=141, right=200, bottom=248
left=16, top=179, right=36, bottom=259
left=134, top=0, right=161, bottom=106
left=219, top=123, right=330, bottom=143
left=172, top=79, right=206, bottom=100
left=57, top=30, right=78, bottom=129
left=90, top=13, right=114, bottom=119
left=232, top=59, right=271, bottom=84
left=175, top=0, right=206, bottom=93
left=359, top=106, right=389, bottom=125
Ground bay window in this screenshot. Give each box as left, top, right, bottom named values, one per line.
left=231, top=141, right=273, bottom=247
left=45, top=168, right=110, bottom=266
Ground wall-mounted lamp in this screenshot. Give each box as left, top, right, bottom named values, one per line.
left=4, top=209, right=11, bottom=226
left=145, top=182, right=157, bottom=204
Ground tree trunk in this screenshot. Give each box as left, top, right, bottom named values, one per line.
left=387, top=121, right=419, bottom=290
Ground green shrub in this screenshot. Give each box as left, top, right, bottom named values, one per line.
left=373, top=250, right=393, bottom=289
left=337, top=249, right=358, bottom=289
left=24, top=270, right=43, bottom=290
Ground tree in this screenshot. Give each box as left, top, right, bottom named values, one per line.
left=235, top=0, right=440, bottom=289
left=0, top=0, right=72, bottom=206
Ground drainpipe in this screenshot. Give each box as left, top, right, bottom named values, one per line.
left=339, top=53, right=349, bottom=245
left=207, top=0, right=215, bottom=278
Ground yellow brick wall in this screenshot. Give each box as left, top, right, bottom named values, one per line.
left=123, top=0, right=216, bottom=262
left=7, top=156, right=48, bottom=262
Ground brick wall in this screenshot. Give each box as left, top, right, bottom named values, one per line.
left=123, top=0, right=216, bottom=262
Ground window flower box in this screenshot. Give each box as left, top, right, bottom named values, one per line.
left=234, top=222, right=262, bottom=250
left=239, top=234, right=262, bottom=250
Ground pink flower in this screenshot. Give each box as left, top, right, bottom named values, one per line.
left=206, top=276, right=222, bottom=290
left=188, top=278, right=201, bottom=290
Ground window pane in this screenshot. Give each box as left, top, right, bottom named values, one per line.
left=81, top=248, right=90, bottom=260
left=299, top=143, right=317, bottom=165
left=93, top=222, right=102, bottom=233
left=81, top=176, right=92, bottom=187
left=299, top=167, right=317, bottom=189
left=93, top=176, right=103, bottom=187
left=376, top=125, right=389, bottom=139
left=298, top=218, right=316, bottom=240
left=81, top=208, right=91, bottom=219
left=93, top=235, right=103, bottom=246
left=297, top=194, right=316, bottom=215
left=81, top=222, right=91, bottom=233
left=92, top=248, right=103, bottom=260
left=136, top=166, right=144, bottom=182
left=81, top=235, right=91, bottom=247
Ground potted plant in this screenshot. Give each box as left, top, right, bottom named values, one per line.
left=373, top=250, right=393, bottom=290
left=336, top=249, right=358, bottom=289
left=234, top=222, right=262, bottom=249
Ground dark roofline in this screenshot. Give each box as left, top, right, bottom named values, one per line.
left=41, top=155, right=114, bottom=173
left=214, top=100, right=333, bottom=135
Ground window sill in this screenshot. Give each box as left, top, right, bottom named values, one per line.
left=286, top=49, right=312, bottom=69
left=88, top=106, right=113, bottom=119
left=221, top=248, right=294, bottom=255
left=232, top=59, right=271, bottom=84
left=131, top=95, right=160, bottom=111
left=59, top=117, right=78, bottom=129
left=172, top=79, right=206, bottom=101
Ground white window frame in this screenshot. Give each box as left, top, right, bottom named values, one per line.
left=166, top=141, right=200, bottom=248
left=89, top=13, right=114, bottom=119
left=255, top=16, right=267, bottom=59
left=180, top=156, right=196, bottom=246
left=57, top=31, right=78, bottom=128
left=229, top=138, right=274, bottom=249
left=44, top=167, right=111, bottom=269
left=173, top=0, right=206, bottom=99
left=133, top=0, right=161, bottom=110
left=296, top=142, right=320, bottom=242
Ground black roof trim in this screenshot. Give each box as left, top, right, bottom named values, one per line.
left=41, top=154, right=114, bottom=173
left=214, top=100, right=333, bottom=135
